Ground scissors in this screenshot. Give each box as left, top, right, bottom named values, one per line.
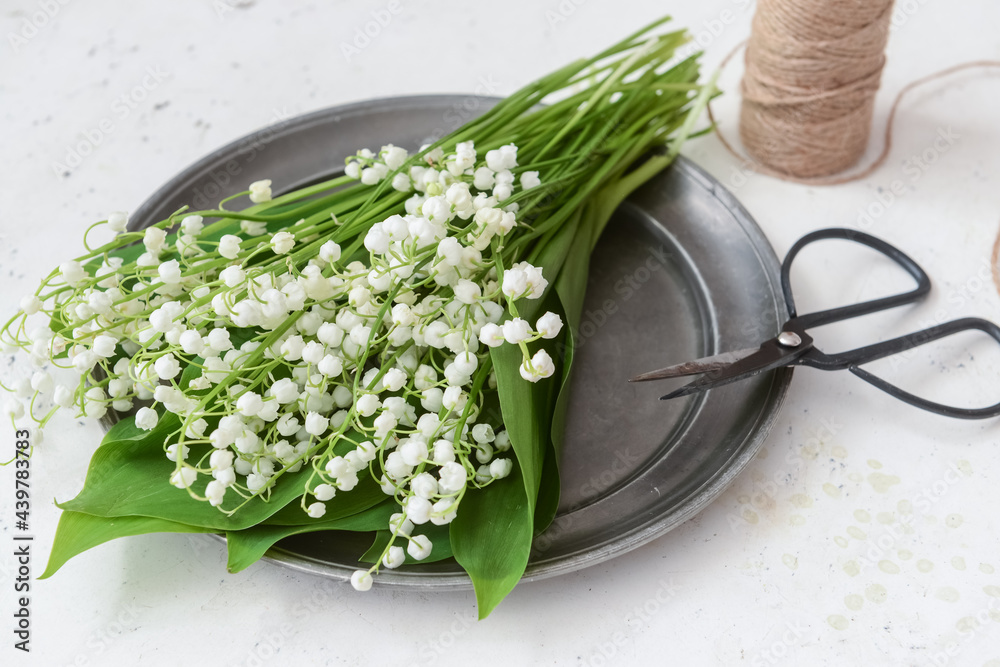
left=629, top=228, right=1000, bottom=419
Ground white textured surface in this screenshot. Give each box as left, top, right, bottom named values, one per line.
left=3, top=1, right=1000, bottom=665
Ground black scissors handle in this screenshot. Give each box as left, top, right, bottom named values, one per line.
left=779, top=230, right=1000, bottom=418
left=781, top=228, right=931, bottom=330
left=794, top=317, right=1000, bottom=419
left=645, top=228, right=1000, bottom=418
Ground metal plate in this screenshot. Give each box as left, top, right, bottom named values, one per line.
left=131, top=95, right=791, bottom=589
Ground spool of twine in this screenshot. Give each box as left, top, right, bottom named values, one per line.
left=739, top=0, right=894, bottom=179
left=709, top=1, right=1000, bottom=292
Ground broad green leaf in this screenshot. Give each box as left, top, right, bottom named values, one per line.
left=225, top=500, right=397, bottom=573
left=532, top=443, right=561, bottom=535
left=489, top=340, right=559, bottom=515
left=261, top=430, right=387, bottom=526
left=490, top=208, right=584, bottom=513
left=227, top=326, right=259, bottom=349
left=59, top=414, right=314, bottom=530
left=514, top=209, right=585, bottom=327
left=261, top=471, right=387, bottom=525
left=104, top=410, right=180, bottom=443
left=178, top=327, right=256, bottom=390
left=359, top=523, right=454, bottom=566
left=484, top=214, right=583, bottom=548
left=40, top=510, right=215, bottom=579
left=450, top=464, right=533, bottom=619
left=549, top=204, right=597, bottom=461
left=178, top=356, right=204, bottom=390
left=100, top=241, right=146, bottom=268
left=47, top=310, right=72, bottom=345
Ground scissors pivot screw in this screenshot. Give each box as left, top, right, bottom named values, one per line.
left=776, top=331, right=802, bottom=347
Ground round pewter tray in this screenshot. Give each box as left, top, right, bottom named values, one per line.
left=131, top=95, right=791, bottom=590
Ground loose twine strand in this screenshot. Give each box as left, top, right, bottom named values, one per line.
left=710, top=51, right=1000, bottom=186
left=706, top=0, right=1000, bottom=294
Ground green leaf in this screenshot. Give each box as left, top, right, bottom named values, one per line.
left=175, top=327, right=259, bottom=391
left=59, top=414, right=315, bottom=530
left=227, top=327, right=259, bottom=350
left=549, top=204, right=596, bottom=461
left=359, top=522, right=454, bottom=565
left=488, top=343, right=548, bottom=514
left=489, top=343, right=562, bottom=515
left=532, top=443, right=561, bottom=535
left=450, top=463, right=533, bottom=619
left=103, top=241, right=147, bottom=268
left=39, top=511, right=215, bottom=579
left=104, top=410, right=178, bottom=443
left=261, top=470, right=387, bottom=525
left=47, top=310, right=71, bottom=344
left=490, top=207, right=585, bottom=513
left=225, top=500, right=397, bottom=573
left=532, top=205, right=601, bottom=537
left=177, top=356, right=204, bottom=390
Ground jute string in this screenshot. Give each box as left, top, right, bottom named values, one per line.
left=711, top=54, right=1000, bottom=186
left=707, top=0, right=1000, bottom=293
left=739, top=0, right=894, bottom=179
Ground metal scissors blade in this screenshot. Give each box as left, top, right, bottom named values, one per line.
left=628, top=348, right=758, bottom=383
left=657, top=333, right=813, bottom=400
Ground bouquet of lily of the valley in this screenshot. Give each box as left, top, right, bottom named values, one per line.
left=1, top=17, right=711, bottom=617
